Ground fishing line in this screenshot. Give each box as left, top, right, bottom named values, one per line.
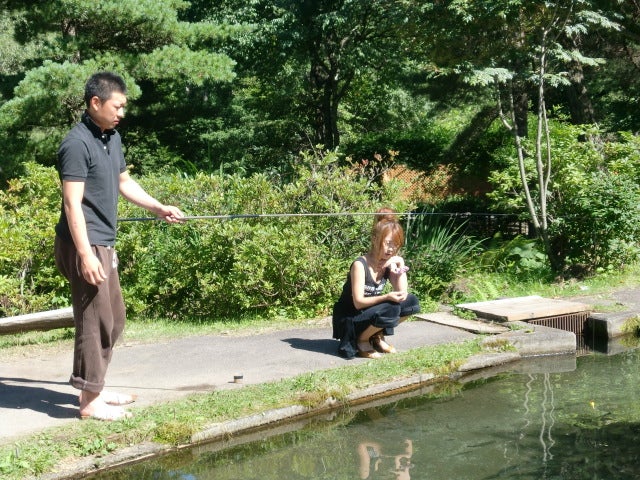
left=117, top=211, right=516, bottom=223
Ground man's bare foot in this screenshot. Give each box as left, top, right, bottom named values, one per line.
left=78, top=390, right=133, bottom=421
left=79, top=390, right=138, bottom=406
left=79, top=404, right=132, bottom=421
left=100, top=391, right=137, bottom=406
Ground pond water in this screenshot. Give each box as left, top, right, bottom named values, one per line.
left=93, top=345, right=640, bottom=480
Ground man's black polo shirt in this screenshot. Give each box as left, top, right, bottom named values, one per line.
left=55, top=112, right=127, bottom=246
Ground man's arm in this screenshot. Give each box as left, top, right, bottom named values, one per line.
left=62, top=180, right=107, bottom=285
left=119, top=171, right=184, bottom=223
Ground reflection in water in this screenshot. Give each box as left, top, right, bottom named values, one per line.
left=93, top=347, right=640, bottom=480
left=539, top=373, right=556, bottom=464
left=522, top=372, right=557, bottom=478
left=358, top=438, right=413, bottom=479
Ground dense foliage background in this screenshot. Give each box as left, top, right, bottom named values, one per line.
left=1, top=0, right=640, bottom=318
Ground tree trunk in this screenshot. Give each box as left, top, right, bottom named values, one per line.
left=513, top=87, right=529, bottom=137
left=0, top=307, right=73, bottom=334
left=566, top=61, right=596, bottom=125
left=310, top=60, right=342, bottom=149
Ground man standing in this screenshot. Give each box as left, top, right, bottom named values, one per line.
left=54, top=72, right=184, bottom=420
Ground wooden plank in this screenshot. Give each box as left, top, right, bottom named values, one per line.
left=415, top=312, right=509, bottom=334
left=455, top=296, right=591, bottom=322
left=0, top=307, right=74, bottom=334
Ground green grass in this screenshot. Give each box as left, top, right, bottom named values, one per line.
left=0, top=339, right=482, bottom=479
left=622, top=315, right=640, bottom=335
left=0, top=328, right=74, bottom=350
left=449, top=263, right=640, bottom=305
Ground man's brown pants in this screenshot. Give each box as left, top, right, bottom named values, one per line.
left=54, top=236, right=126, bottom=393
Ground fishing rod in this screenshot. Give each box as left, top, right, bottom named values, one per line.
left=117, top=211, right=500, bottom=223
left=118, top=212, right=380, bottom=222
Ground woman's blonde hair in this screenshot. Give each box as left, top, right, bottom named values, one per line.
left=370, top=208, right=404, bottom=258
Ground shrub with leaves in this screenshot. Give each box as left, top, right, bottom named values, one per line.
left=550, top=171, right=640, bottom=273
left=1, top=150, right=410, bottom=320
left=479, top=234, right=549, bottom=276
left=488, top=121, right=640, bottom=274
left=115, top=150, right=408, bottom=319
left=404, top=213, right=483, bottom=299
left=0, top=162, right=66, bottom=316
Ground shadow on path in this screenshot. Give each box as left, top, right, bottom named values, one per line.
left=0, top=378, right=78, bottom=419
left=282, top=337, right=340, bottom=356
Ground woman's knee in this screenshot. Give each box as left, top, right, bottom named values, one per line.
left=376, top=302, right=402, bottom=319
left=400, top=294, right=421, bottom=317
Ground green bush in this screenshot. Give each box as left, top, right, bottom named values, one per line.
left=404, top=213, right=483, bottom=299
left=0, top=151, right=411, bottom=320
left=487, top=121, right=640, bottom=274
left=0, top=162, right=66, bottom=316
left=550, top=171, right=640, bottom=273
left=114, top=150, right=408, bottom=319
left=118, top=216, right=346, bottom=319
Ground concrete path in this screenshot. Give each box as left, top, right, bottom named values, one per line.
left=0, top=320, right=474, bottom=445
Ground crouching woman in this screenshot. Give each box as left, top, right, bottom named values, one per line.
left=332, top=209, right=421, bottom=359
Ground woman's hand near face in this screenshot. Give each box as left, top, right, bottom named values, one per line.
left=386, top=254, right=409, bottom=293
left=385, top=255, right=408, bottom=274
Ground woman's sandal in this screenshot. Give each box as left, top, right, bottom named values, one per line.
left=358, top=349, right=382, bottom=359
left=369, top=332, right=397, bottom=354
left=357, top=342, right=382, bottom=359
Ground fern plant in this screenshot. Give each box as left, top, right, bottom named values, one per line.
left=404, top=212, right=483, bottom=299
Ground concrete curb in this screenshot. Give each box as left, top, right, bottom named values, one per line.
left=192, top=372, right=438, bottom=444
left=30, top=371, right=448, bottom=480
left=36, top=442, right=169, bottom=480
left=587, top=310, right=640, bottom=338
left=493, top=322, right=576, bottom=356
left=457, top=351, right=521, bottom=372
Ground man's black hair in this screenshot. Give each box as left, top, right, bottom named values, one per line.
left=84, top=72, right=127, bottom=107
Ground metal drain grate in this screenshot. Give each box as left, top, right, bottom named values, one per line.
left=527, top=311, right=591, bottom=354
left=527, top=311, right=590, bottom=335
